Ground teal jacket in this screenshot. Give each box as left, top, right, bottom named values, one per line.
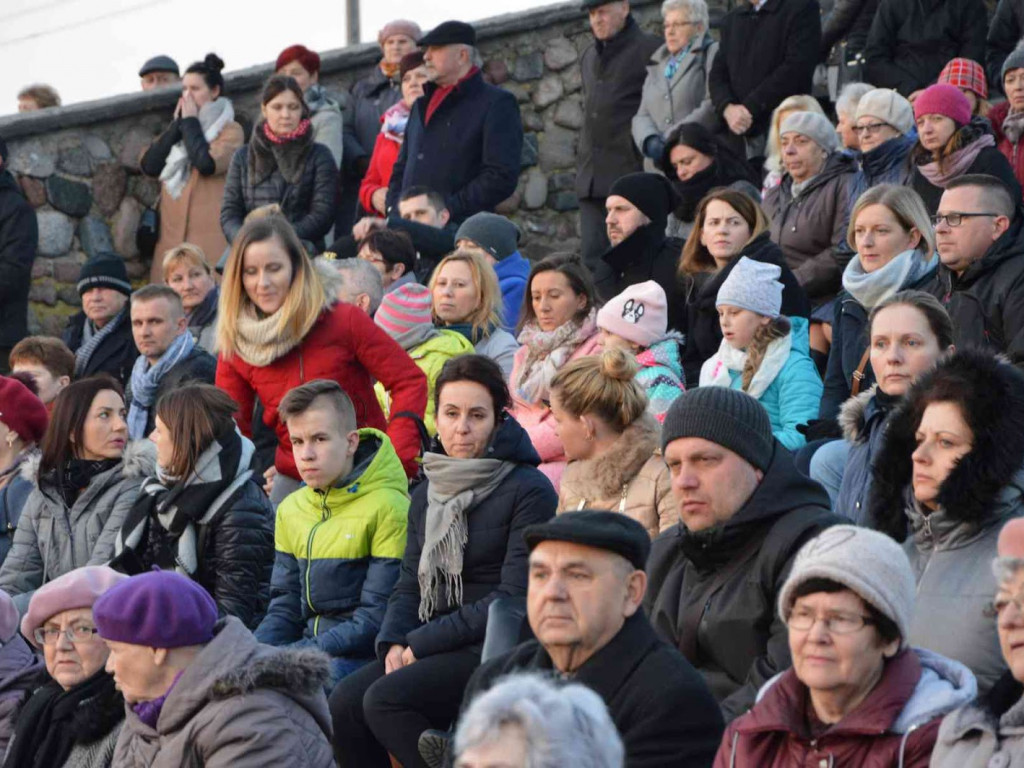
left=254, top=429, right=408, bottom=658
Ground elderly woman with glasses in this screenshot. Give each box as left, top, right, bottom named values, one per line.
left=3, top=566, right=128, bottom=768
left=632, top=0, right=718, bottom=170
left=715, top=525, right=976, bottom=767
left=933, top=518, right=1024, bottom=766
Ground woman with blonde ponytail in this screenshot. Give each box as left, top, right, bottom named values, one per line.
left=548, top=348, right=676, bottom=537
left=700, top=257, right=822, bottom=450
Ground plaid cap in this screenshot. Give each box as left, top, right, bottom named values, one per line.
left=938, top=58, right=988, bottom=100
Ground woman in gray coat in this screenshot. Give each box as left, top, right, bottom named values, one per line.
left=868, top=348, right=1024, bottom=696
left=0, top=375, right=154, bottom=614
left=632, top=0, right=718, bottom=172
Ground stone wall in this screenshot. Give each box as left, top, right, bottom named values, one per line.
left=0, top=0, right=686, bottom=337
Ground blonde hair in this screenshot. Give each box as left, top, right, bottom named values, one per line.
left=680, top=189, right=770, bottom=276
left=847, top=184, right=936, bottom=259
left=549, top=348, right=648, bottom=433
left=429, top=250, right=504, bottom=336
left=161, top=243, right=213, bottom=282
left=217, top=215, right=326, bottom=358
left=741, top=317, right=791, bottom=391
left=764, top=95, right=825, bottom=175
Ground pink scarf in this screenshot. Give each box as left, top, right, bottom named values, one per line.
left=917, top=134, right=996, bottom=188
left=261, top=118, right=312, bottom=145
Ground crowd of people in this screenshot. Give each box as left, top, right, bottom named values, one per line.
left=4, top=0, right=1024, bottom=765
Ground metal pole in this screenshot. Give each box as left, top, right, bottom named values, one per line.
left=346, top=0, right=361, bottom=45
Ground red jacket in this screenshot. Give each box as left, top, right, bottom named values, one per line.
left=990, top=100, right=1024, bottom=203
left=216, top=301, right=427, bottom=479
left=714, top=650, right=941, bottom=768
left=358, top=132, right=401, bottom=216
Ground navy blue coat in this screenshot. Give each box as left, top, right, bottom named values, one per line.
left=385, top=71, right=523, bottom=225
left=0, top=171, right=38, bottom=350
left=375, top=415, right=557, bottom=660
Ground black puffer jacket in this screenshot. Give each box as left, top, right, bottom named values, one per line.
left=676, top=232, right=811, bottom=387
left=862, top=0, right=988, bottom=96
left=0, top=171, right=38, bottom=352
left=376, top=415, right=557, bottom=660
left=124, top=346, right=217, bottom=437
left=923, top=214, right=1024, bottom=365
left=598, top=219, right=684, bottom=302
left=763, top=151, right=858, bottom=304
left=644, top=442, right=839, bottom=721
left=62, top=310, right=139, bottom=388
left=220, top=135, right=337, bottom=252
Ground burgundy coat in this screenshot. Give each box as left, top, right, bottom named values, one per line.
left=990, top=100, right=1024, bottom=204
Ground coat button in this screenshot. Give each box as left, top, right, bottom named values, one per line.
left=664, top=94, right=669, bottom=100
left=418, top=153, right=424, bottom=159
left=818, top=760, right=828, bottom=768
left=991, top=754, right=1010, bottom=768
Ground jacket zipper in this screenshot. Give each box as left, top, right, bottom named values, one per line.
left=305, top=490, right=331, bottom=636
left=618, top=483, right=629, bottom=513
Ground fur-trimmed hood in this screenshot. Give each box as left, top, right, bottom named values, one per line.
left=20, top=439, right=157, bottom=489
left=838, top=386, right=876, bottom=442
left=868, top=349, right=1024, bottom=540
left=573, top=414, right=661, bottom=498
left=312, top=255, right=346, bottom=309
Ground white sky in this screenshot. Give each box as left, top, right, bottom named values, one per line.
left=0, top=0, right=547, bottom=114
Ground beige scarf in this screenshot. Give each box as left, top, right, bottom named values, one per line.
left=232, top=304, right=308, bottom=367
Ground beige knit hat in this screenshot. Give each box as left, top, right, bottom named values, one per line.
left=855, top=88, right=915, bottom=135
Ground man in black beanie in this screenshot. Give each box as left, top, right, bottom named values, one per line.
left=61, top=252, right=138, bottom=386
left=442, top=510, right=723, bottom=768
left=0, top=135, right=39, bottom=373
left=645, top=387, right=838, bottom=721
left=597, top=171, right=684, bottom=302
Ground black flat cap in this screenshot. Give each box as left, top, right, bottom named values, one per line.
left=418, top=21, right=476, bottom=47
left=580, top=0, right=620, bottom=9
left=524, top=510, right=652, bottom=570
left=139, top=55, right=180, bottom=78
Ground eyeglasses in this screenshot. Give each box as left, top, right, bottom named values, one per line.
left=786, top=607, right=874, bottom=635
left=33, top=625, right=99, bottom=646
left=931, top=212, right=1001, bottom=227
left=985, top=590, right=1024, bottom=619
left=852, top=122, right=889, bottom=135
left=663, top=21, right=697, bottom=30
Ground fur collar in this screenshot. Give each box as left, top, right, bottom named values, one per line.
left=838, top=386, right=876, bottom=442
left=20, top=440, right=156, bottom=489
left=210, top=647, right=330, bottom=699
left=571, top=415, right=661, bottom=498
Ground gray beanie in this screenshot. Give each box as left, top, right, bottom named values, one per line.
left=661, top=387, right=774, bottom=471
left=855, top=88, right=915, bottom=135
left=715, top=257, right=783, bottom=318
left=778, top=525, right=916, bottom=648
left=1003, top=43, right=1024, bottom=83
left=455, top=212, right=520, bottom=261
left=780, top=111, right=837, bottom=153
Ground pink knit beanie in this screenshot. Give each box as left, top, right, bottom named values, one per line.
left=596, top=280, right=667, bottom=348
left=378, top=20, right=423, bottom=46
left=913, top=83, right=972, bottom=127
left=375, top=283, right=433, bottom=337
left=22, top=566, right=128, bottom=649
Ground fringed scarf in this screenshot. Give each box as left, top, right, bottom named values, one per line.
left=249, top=118, right=314, bottom=185
left=514, top=309, right=598, bottom=404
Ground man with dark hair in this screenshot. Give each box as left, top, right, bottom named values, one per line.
left=385, top=21, right=523, bottom=227
left=646, top=387, right=838, bottom=720
left=126, top=285, right=216, bottom=439
left=0, top=135, right=39, bottom=374
left=925, top=173, right=1024, bottom=363
left=577, top=1, right=660, bottom=281
left=255, top=379, right=408, bottom=686
left=62, top=252, right=138, bottom=386
left=9, top=336, right=76, bottom=407
left=358, top=228, right=418, bottom=293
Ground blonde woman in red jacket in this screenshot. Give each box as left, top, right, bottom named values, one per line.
left=215, top=215, right=426, bottom=502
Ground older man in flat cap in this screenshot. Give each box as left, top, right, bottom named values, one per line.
left=384, top=21, right=523, bottom=228
left=438, top=510, right=724, bottom=768
left=138, top=55, right=180, bottom=91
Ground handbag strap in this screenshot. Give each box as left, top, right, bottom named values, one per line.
left=850, top=347, right=871, bottom=397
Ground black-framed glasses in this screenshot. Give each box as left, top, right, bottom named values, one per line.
left=853, top=122, right=889, bottom=135
left=33, top=625, right=99, bottom=646
left=931, top=212, right=1001, bottom=227
left=786, top=607, right=874, bottom=635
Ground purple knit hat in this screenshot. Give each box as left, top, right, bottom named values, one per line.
left=93, top=569, right=217, bottom=649
left=22, top=566, right=128, bottom=649
left=913, top=83, right=972, bottom=127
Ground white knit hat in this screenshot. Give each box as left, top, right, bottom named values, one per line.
left=715, top=257, right=783, bottom=318
left=780, top=111, right=838, bottom=153
left=778, top=525, right=916, bottom=648
left=855, top=88, right=915, bottom=135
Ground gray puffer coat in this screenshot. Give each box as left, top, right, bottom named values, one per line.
left=0, top=441, right=155, bottom=614
left=112, top=617, right=335, bottom=768
left=932, top=672, right=1024, bottom=767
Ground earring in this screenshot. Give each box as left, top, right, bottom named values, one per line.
left=5, top=433, right=14, bottom=448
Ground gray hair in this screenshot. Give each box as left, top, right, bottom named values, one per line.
left=835, top=82, right=874, bottom=118
left=332, top=257, right=384, bottom=315
left=660, top=0, right=709, bottom=31
left=993, top=557, right=1024, bottom=586
left=454, top=673, right=624, bottom=768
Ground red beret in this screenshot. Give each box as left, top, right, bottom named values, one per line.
left=0, top=376, right=48, bottom=445
left=276, top=45, right=321, bottom=76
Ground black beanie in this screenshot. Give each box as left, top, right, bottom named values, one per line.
left=661, top=387, right=775, bottom=471
left=77, top=252, right=132, bottom=297
left=608, top=172, right=677, bottom=225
